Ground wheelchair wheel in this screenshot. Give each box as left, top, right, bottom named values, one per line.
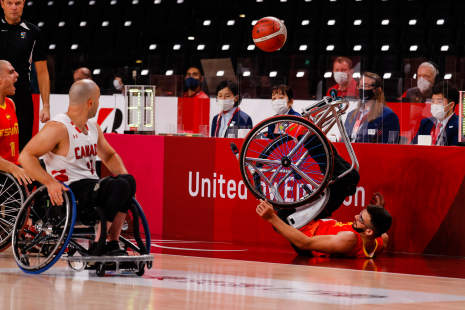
left=12, top=185, right=76, bottom=274
left=119, top=198, right=151, bottom=256
left=239, top=115, right=334, bottom=209
left=0, top=172, right=26, bottom=253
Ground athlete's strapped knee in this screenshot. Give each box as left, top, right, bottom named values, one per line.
left=116, top=174, right=136, bottom=197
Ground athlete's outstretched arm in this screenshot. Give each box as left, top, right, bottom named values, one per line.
left=19, top=122, right=69, bottom=205
left=96, top=124, right=128, bottom=176
left=257, top=199, right=357, bottom=255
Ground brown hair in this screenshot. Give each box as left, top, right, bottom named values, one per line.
left=349, top=72, right=387, bottom=123
left=333, top=56, right=353, bottom=70
left=271, top=84, right=293, bottom=101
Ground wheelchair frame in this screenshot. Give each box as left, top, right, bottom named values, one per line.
left=12, top=184, right=153, bottom=277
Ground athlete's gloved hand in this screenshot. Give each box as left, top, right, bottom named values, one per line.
left=46, top=181, right=69, bottom=206
left=11, top=166, right=34, bottom=186
left=256, top=199, right=276, bottom=222
left=370, top=192, right=385, bottom=207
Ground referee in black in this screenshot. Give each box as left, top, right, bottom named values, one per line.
left=0, top=0, right=50, bottom=151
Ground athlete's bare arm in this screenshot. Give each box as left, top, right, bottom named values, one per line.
left=257, top=200, right=357, bottom=255
left=19, top=121, right=69, bottom=206
left=96, top=124, right=128, bottom=176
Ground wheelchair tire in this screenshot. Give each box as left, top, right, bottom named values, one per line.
left=119, top=198, right=151, bottom=255
left=12, top=184, right=77, bottom=274
left=239, top=115, right=334, bottom=209
left=0, top=172, right=27, bottom=253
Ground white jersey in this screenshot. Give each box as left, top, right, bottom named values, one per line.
left=43, top=113, right=99, bottom=185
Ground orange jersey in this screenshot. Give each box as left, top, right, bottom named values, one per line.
left=0, top=98, right=19, bottom=164
left=299, top=219, right=384, bottom=259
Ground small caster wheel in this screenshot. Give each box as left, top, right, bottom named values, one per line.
left=147, top=261, right=153, bottom=269
left=96, top=263, right=106, bottom=277
left=136, top=263, right=145, bottom=276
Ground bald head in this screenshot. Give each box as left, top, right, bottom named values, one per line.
left=73, top=67, right=92, bottom=82
left=69, top=79, right=100, bottom=105
left=0, top=60, right=11, bottom=76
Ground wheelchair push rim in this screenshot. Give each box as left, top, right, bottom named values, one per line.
left=119, top=198, right=151, bottom=256
left=239, top=115, right=334, bottom=209
left=12, top=184, right=76, bottom=274
left=0, top=172, right=26, bottom=253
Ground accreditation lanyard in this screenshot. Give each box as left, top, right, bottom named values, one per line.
left=215, top=108, right=240, bottom=137
left=352, top=110, right=369, bottom=140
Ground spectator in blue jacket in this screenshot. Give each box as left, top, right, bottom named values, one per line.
left=211, top=81, right=253, bottom=137
left=344, top=72, right=400, bottom=144
left=412, top=81, right=459, bottom=146
left=267, top=85, right=301, bottom=137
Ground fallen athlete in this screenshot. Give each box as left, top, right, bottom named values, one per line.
left=257, top=192, right=391, bottom=258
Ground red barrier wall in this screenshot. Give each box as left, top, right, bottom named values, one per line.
left=104, top=134, right=465, bottom=257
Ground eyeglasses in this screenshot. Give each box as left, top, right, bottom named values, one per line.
left=358, top=209, right=378, bottom=234
left=356, top=84, right=376, bottom=90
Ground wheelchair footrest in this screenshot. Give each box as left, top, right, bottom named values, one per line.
left=61, top=254, right=154, bottom=263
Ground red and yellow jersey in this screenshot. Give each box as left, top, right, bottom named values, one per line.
left=299, top=219, right=384, bottom=259
left=0, top=98, right=19, bottom=164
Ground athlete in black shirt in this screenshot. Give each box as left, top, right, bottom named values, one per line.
left=0, top=0, right=50, bottom=151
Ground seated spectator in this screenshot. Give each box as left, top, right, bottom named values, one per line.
left=211, top=81, right=253, bottom=138
left=184, top=65, right=208, bottom=99
left=404, top=61, right=439, bottom=103
left=268, top=85, right=300, bottom=137
left=412, top=81, right=459, bottom=146
left=73, top=67, right=92, bottom=82
left=344, top=72, right=400, bottom=144
left=113, top=68, right=133, bottom=95
left=326, top=57, right=358, bottom=99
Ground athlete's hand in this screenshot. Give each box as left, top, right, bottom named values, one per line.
left=39, top=106, right=50, bottom=123
left=11, top=166, right=34, bottom=186
left=46, top=181, right=69, bottom=206
left=370, top=192, right=385, bottom=207
left=256, top=199, right=276, bottom=222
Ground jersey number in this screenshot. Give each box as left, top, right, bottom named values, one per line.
left=9, top=142, right=14, bottom=157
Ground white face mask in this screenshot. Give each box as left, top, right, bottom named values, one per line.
left=430, top=102, right=452, bottom=120
left=333, top=72, right=349, bottom=84
left=272, top=99, right=289, bottom=115
left=217, top=98, right=235, bottom=112
left=113, top=79, right=123, bottom=90
left=417, top=77, right=431, bottom=93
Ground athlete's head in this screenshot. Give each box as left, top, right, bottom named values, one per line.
left=73, top=67, right=92, bottom=82
left=69, top=79, right=100, bottom=119
left=353, top=205, right=392, bottom=238
left=1, top=0, right=25, bottom=24
left=0, top=60, right=19, bottom=96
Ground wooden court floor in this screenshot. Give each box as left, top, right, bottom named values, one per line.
left=1, top=244, right=465, bottom=310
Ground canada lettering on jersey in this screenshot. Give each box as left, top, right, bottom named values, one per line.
left=75, top=143, right=98, bottom=159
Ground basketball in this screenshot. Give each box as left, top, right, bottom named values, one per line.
left=252, top=16, right=287, bottom=52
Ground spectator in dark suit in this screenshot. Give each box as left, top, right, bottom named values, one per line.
left=412, top=81, right=459, bottom=146
left=211, top=81, right=252, bottom=138
left=267, top=85, right=301, bottom=137
left=344, top=72, right=400, bottom=144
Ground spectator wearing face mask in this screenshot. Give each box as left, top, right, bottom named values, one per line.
left=404, top=61, right=439, bottom=103
left=113, top=69, right=133, bottom=95
left=267, top=85, right=300, bottom=137
left=411, top=81, right=458, bottom=146
left=183, top=65, right=209, bottom=99
left=211, top=81, right=252, bottom=138
left=326, top=57, right=358, bottom=99
left=344, top=72, right=400, bottom=144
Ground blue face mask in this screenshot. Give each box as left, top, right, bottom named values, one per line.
left=185, top=77, right=200, bottom=90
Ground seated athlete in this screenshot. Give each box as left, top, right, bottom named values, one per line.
left=19, top=79, right=135, bottom=256
left=0, top=60, right=32, bottom=185
left=257, top=192, right=391, bottom=258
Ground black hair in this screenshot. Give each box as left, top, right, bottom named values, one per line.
left=366, top=205, right=392, bottom=237
left=216, top=80, right=241, bottom=107
left=271, top=84, right=294, bottom=101
left=185, top=64, right=204, bottom=77
left=432, top=81, right=459, bottom=107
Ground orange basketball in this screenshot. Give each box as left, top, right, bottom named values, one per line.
left=252, top=16, right=287, bottom=52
